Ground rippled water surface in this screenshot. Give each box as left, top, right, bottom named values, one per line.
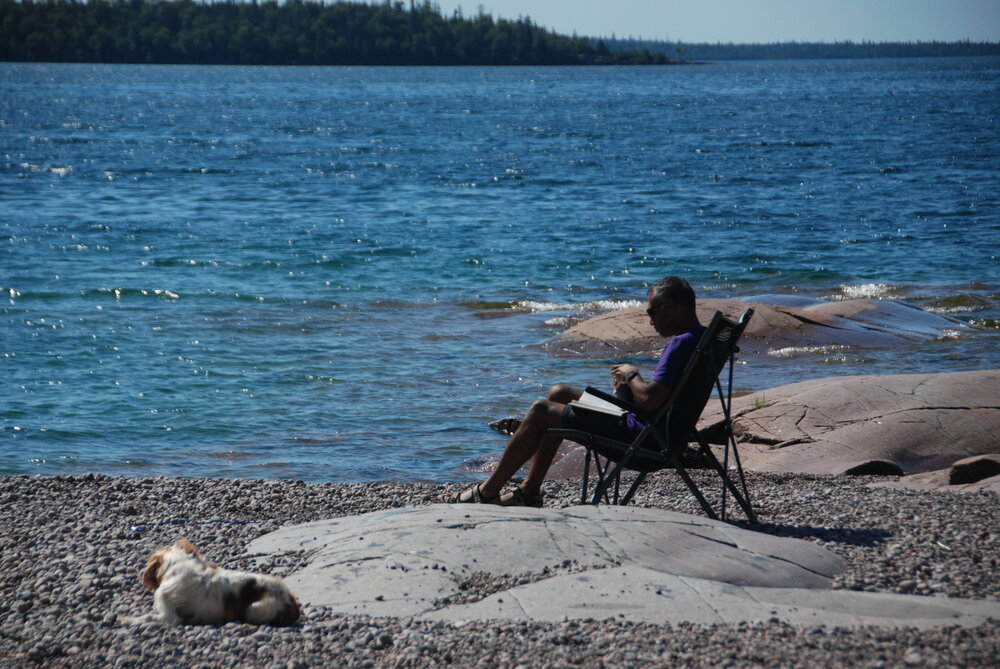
left=2, top=60, right=998, bottom=481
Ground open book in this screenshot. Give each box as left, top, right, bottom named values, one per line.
left=569, top=390, right=629, bottom=417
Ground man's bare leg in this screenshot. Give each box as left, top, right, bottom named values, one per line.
left=479, top=384, right=581, bottom=499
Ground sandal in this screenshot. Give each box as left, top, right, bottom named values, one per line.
left=444, top=482, right=500, bottom=505
left=500, top=486, right=544, bottom=508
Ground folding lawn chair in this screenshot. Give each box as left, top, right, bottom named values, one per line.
left=549, top=309, right=756, bottom=522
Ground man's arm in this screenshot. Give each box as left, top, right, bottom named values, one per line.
left=610, top=364, right=671, bottom=412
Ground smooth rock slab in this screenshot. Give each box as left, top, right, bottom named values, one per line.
left=245, top=505, right=1000, bottom=628
left=247, top=505, right=841, bottom=619
left=423, top=567, right=1000, bottom=629
left=699, top=370, right=1000, bottom=476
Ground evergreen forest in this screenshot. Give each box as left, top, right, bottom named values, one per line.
left=2, top=0, right=997, bottom=66
left=1, top=0, right=675, bottom=65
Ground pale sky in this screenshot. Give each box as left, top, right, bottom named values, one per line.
left=429, top=0, right=1000, bottom=43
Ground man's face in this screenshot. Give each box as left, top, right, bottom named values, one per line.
left=646, top=295, right=680, bottom=338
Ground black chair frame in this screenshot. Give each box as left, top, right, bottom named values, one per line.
left=549, top=309, right=757, bottom=523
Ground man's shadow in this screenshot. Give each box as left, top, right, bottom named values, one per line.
left=732, top=520, right=892, bottom=547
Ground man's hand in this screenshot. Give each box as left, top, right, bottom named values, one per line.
left=611, top=363, right=671, bottom=412
left=610, top=364, right=639, bottom=387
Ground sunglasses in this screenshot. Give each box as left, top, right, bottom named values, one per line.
left=646, top=301, right=672, bottom=319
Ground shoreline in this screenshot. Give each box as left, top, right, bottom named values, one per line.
left=1, top=473, right=997, bottom=666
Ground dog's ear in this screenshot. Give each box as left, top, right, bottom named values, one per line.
left=176, top=538, right=200, bottom=556
left=141, top=550, right=165, bottom=590
left=273, top=592, right=301, bottom=627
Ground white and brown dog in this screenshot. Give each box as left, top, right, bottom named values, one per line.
left=141, top=539, right=300, bottom=626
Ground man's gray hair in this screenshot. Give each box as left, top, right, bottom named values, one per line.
left=649, top=276, right=696, bottom=310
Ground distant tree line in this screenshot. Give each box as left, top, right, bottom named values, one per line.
left=0, top=0, right=680, bottom=65
left=606, top=37, right=1000, bottom=61
left=4, top=0, right=995, bottom=66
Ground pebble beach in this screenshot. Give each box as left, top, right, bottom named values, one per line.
left=0, top=472, right=997, bottom=667
left=5, top=52, right=1000, bottom=669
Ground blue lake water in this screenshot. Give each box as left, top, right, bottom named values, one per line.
left=2, top=59, right=998, bottom=482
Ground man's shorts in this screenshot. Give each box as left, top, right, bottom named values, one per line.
left=562, top=404, right=668, bottom=473
left=561, top=404, right=636, bottom=444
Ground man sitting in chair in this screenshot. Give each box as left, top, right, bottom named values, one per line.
left=446, top=276, right=706, bottom=507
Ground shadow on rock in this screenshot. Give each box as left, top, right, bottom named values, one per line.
left=739, top=521, right=893, bottom=548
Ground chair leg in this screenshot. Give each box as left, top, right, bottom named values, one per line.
left=701, top=353, right=757, bottom=523
left=620, top=472, right=647, bottom=506
left=695, top=435, right=756, bottom=522
left=591, top=454, right=628, bottom=505
left=668, top=450, right=719, bottom=520
left=590, top=462, right=611, bottom=505
left=583, top=449, right=613, bottom=505
left=599, top=455, right=615, bottom=505
left=716, top=374, right=732, bottom=519
left=724, top=429, right=755, bottom=521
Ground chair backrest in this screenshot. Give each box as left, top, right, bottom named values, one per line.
left=661, top=309, right=752, bottom=448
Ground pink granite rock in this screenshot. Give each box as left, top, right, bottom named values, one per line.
left=487, top=372, right=1000, bottom=481
left=949, top=454, right=1000, bottom=485
left=546, top=298, right=973, bottom=358
left=870, top=469, right=1000, bottom=494
left=698, top=370, right=1000, bottom=476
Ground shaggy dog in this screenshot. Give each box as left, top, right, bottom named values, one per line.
left=141, top=539, right=300, bottom=626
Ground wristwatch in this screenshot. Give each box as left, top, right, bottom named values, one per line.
left=625, top=370, right=639, bottom=383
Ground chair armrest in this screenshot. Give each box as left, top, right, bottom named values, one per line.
left=583, top=386, right=644, bottom=415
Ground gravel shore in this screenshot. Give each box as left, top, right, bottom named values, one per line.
left=0, top=472, right=997, bottom=667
